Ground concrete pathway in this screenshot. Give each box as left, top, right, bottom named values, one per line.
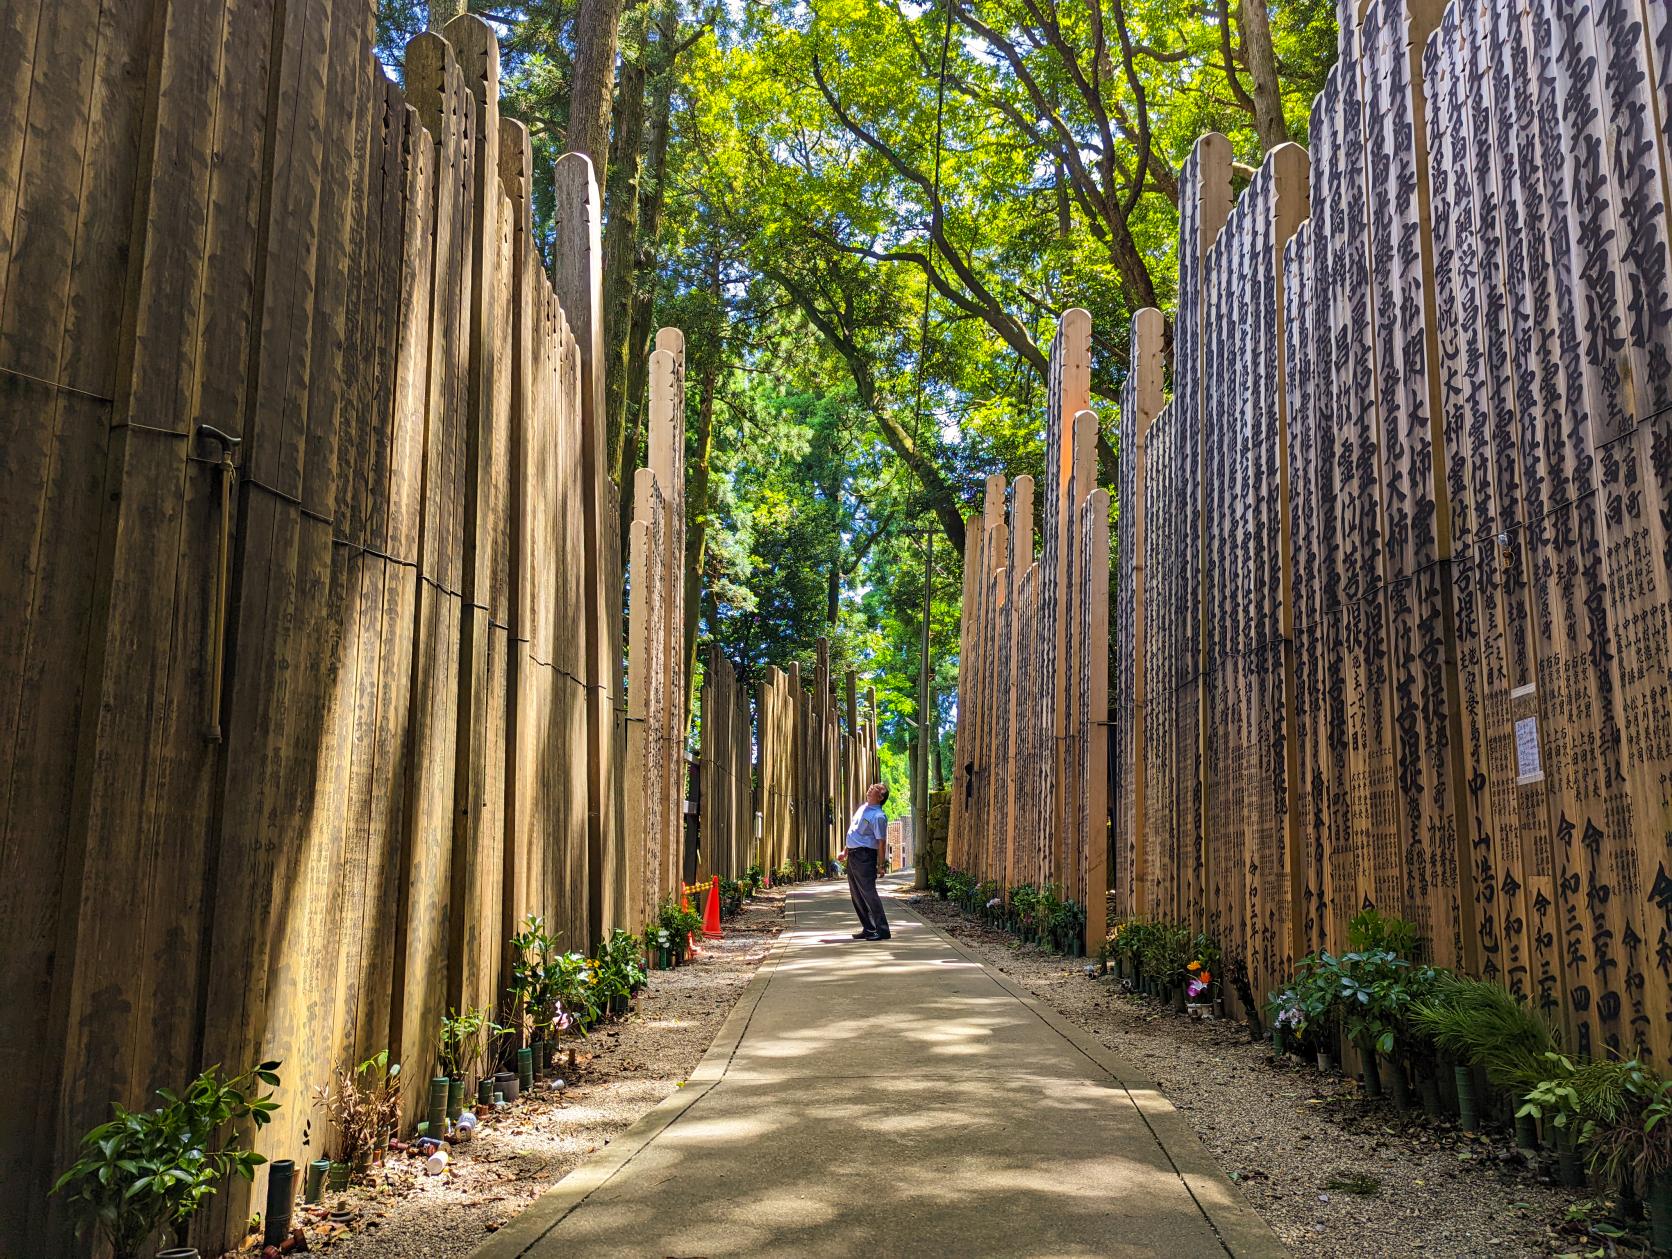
left=474, top=877, right=1287, bottom=1259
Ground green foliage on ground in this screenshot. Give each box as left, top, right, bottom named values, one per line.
left=53, top=1063, right=281, bottom=1259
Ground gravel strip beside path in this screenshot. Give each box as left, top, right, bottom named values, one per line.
left=225, top=890, right=785, bottom=1259
left=905, top=893, right=1585, bottom=1259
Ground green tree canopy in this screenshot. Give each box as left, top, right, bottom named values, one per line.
left=378, top=0, right=1339, bottom=781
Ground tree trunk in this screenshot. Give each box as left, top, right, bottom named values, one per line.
left=868, top=402, right=967, bottom=556
left=566, top=0, right=629, bottom=174
left=618, top=287, right=654, bottom=564
left=826, top=559, right=841, bottom=625
left=1237, top=0, right=1289, bottom=151
left=617, top=2, right=685, bottom=560
left=929, top=684, right=944, bottom=790
left=602, top=13, right=650, bottom=482
left=683, top=343, right=718, bottom=724
left=427, top=0, right=464, bottom=29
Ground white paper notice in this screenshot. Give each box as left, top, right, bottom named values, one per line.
left=1515, top=716, right=1544, bottom=783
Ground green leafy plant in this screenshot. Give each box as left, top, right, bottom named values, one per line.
left=54, top=1062, right=282, bottom=1259
left=1410, top=973, right=1557, bottom=1092
left=1284, top=953, right=1341, bottom=1044
left=718, top=877, right=746, bottom=918
left=1519, top=1054, right=1672, bottom=1189
left=1282, top=949, right=1440, bottom=1060
left=944, top=868, right=977, bottom=908
left=1330, top=950, right=1414, bottom=1057
left=508, top=914, right=561, bottom=1044
left=1139, top=921, right=1192, bottom=987
left=1050, top=898, right=1087, bottom=955
left=438, top=1007, right=497, bottom=1086
left=1009, top=883, right=1038, bottom=932
left=1267, top=985, right=1305, bottom=1037
left=595, top=927, right=647, bottom=1002
left=1188, top=931, right=1222, bottom=976
left=1347, top=907, right=1419, bottom=959
left=656, top=897, right=703, bottom=956
left=1032, top=883, right=1061, bottom=939
left=1111, top=918, right=1157, bottom=973
left=549, top=950, right=595, bottom=1036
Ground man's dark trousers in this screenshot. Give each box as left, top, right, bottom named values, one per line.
left=847, top=847, right=889, bottom=937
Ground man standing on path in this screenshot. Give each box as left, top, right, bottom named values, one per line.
left=840, top=783, right=891, bottom=940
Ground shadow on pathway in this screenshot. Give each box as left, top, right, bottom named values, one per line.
left=473, top=876, right=1287, bottom=1258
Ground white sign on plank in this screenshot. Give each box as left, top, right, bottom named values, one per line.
left=1514, top=715, right=1543, bottom=784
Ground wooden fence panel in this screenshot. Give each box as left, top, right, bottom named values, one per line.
left=0, top=0, right=176, bottom=1238
left=0, top=10, right=677, bottom=1252
left=444, top=13, right=508, bottom=1019
left=627, top=471, right=667, bottom=928
left=946, top=316, right=1111, bottom=950
left=623, top=332, right=696, bottom=922
left=698, top=647, right=752, bottom=880
left=1104, top=0, right=1672, bottom=1063
left=1113, top=312, right=1162, bottom=914
left=746, top=644, right=846, bottom=879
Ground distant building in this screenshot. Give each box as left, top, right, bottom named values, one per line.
left=887, top=817, right=914, bottom=872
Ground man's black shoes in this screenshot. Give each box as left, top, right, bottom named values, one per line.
left=851, top=930, right=892, bottom=940
left=851, top=931, right=870, bottom=939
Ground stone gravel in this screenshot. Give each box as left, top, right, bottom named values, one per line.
left=905, top=892, right=1595, bottom=1259
left=222, top=889, right=785, bottom=1259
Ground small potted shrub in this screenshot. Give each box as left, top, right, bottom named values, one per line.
left=656, top=899, right=699, bottom=965
left=1282, top=952, right=1343, bottom=1070
left=1184, top=933, right=1221, bottom=1009
left=601, top=927, right=646, bottom=1004
left=1009, top=884, right=1037, bottom=938
left=1267, top=988, right=1303, bottom=1055
left=1323, top=949, right=1407, bottom=1098
left=556, top=949, right=600, bottom=1035
left=718, top=877, right=745, bottom=920
left=312, top=1052, right=402, bottom=1188
left=679, top=902, right=702, bottom=955
left=1114, top=919, right=1155, bottom=987
left=1411, top=973, right=1559, bottom=1131
left=1521, top=1053, right=1672, bottom=1242
left=1033, top=885, right=1060, bottom=947
left=1184, top=960, right=1214, bottom=1012
left=53, top=1061, right=281, bottom=1259
left=1137, top=921, right=1190, bottom=1010
left=438, top=1006, right=495, bottom=1121
left=1055, top=899, right=1088, bottom=956
left=620, top=929, right=650, bottom=994
left=509, top=914, right=559, bottom=1058
left=595, top=931, right=642, bottom=1015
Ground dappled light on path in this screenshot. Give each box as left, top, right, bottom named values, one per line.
left=479, top=878, right=1284, bottom=1259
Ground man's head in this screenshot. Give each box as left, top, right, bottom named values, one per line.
left=866, top=782, right=889, bottom=805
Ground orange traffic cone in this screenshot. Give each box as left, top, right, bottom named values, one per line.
left=703, top=875, right=722, bottom=938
